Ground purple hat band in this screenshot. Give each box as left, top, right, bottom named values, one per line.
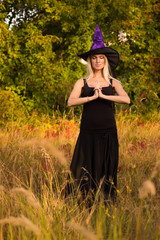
left=91, top=24, right=105, bottom=50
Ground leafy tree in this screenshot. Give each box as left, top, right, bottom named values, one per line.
left=0, top=0, right=159, bottom=117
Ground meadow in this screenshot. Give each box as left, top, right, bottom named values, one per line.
left=0, top=112, right=160, bottom=240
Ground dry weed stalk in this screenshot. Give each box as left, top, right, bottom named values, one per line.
left=139, top=180, right=156, bottom=199
left=139, top=160, right=160, bottom=199
left=11, top=187, right=41, bottom=209
left=41, top=147, right=51, bottom=162
left=22, top=138, right=67, bottom=167
left=0, top=185, right=5, bottom=191
left=86, top=176, right=105, bottom=224
left=41, top=147, right=52, bottom=171
left=0, top=215, right=41, bottom=235
left=67, top=221, right=98, bottom=240
left=150, top=160, right=160, bottom=179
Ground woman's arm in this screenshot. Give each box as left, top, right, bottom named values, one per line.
left=68, top=79, right=98, bottom=107
left=98, top=79, right=130, bottom=104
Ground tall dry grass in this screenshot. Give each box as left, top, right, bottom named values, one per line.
left=0, top=113, right=160, bottom=239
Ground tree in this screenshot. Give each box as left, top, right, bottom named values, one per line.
left=0, top=0, right=159, bottom=117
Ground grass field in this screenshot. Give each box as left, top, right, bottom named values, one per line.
left=0, top=113, right=160, bottom=240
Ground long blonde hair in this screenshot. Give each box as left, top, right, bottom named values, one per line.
left=86, top=55, right=112, bottom=84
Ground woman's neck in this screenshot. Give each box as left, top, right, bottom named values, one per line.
left=93, top=70, right=103, bottom=79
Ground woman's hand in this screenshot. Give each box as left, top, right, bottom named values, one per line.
left=93, top=87, right=103, bottom=99
left=98, top=88, right=103, bottom=98
left=93, top=89, right=99, bottom=100
left=97, top=79, right=130, bottom=104
left=94, top=81, right=100, bottom=91
left=94, top=82, right=103, bottom=99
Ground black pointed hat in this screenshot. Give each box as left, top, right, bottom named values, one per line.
left=78, top=25, right=119, bottom=71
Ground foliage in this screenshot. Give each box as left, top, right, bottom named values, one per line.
left=0, top=0, right=160, bottom=116
left=0, top=88, right=27, bottom=123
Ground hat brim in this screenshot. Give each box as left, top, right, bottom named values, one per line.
left=78, top=47, right=119, bottom=71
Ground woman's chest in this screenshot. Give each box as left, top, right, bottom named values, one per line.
left=81, top=85, right=113, bottom=97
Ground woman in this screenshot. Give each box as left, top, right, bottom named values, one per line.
left=67, top=25, right=130, bottom=201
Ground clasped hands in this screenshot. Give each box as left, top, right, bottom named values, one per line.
left=93, top=82, right=103, bottom=99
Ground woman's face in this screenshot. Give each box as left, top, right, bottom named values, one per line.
left=91, top=54, right=105, bottom=71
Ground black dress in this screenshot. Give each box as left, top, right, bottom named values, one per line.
left=70, top=79, right=119, bottom=199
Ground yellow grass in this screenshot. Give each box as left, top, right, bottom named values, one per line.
left=0, top=215, right=41, bottom=236
left=0, top=113, right=160, bottom=239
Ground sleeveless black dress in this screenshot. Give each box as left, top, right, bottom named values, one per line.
left=70, top=79, right=119, bottom=199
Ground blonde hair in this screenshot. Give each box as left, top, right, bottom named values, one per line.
left=86, top=55, right=112, bottom=84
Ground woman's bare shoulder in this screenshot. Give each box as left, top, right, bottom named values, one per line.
left=111, top=78, right=122, bottom=87
left=74, top=78, right=84, bottom=88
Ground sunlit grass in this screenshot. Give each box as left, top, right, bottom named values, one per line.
left=0, top=113, right=160, bottom=239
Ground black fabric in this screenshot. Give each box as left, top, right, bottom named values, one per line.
left=80, top=78, right=117, bottom=133
left=69, top=78, right=119, bottom=200
left=70, top=131, right=119, bottom=198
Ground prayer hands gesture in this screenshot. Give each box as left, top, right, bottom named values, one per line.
left=67, top=78, right=130, bottom=106
left=93, top=82, right=103, bottom=99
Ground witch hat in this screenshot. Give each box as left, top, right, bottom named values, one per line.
left=78, top=25, right=119, bottom=71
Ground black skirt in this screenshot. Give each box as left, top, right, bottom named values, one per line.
left=70, top=130, right=119, bottom=199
